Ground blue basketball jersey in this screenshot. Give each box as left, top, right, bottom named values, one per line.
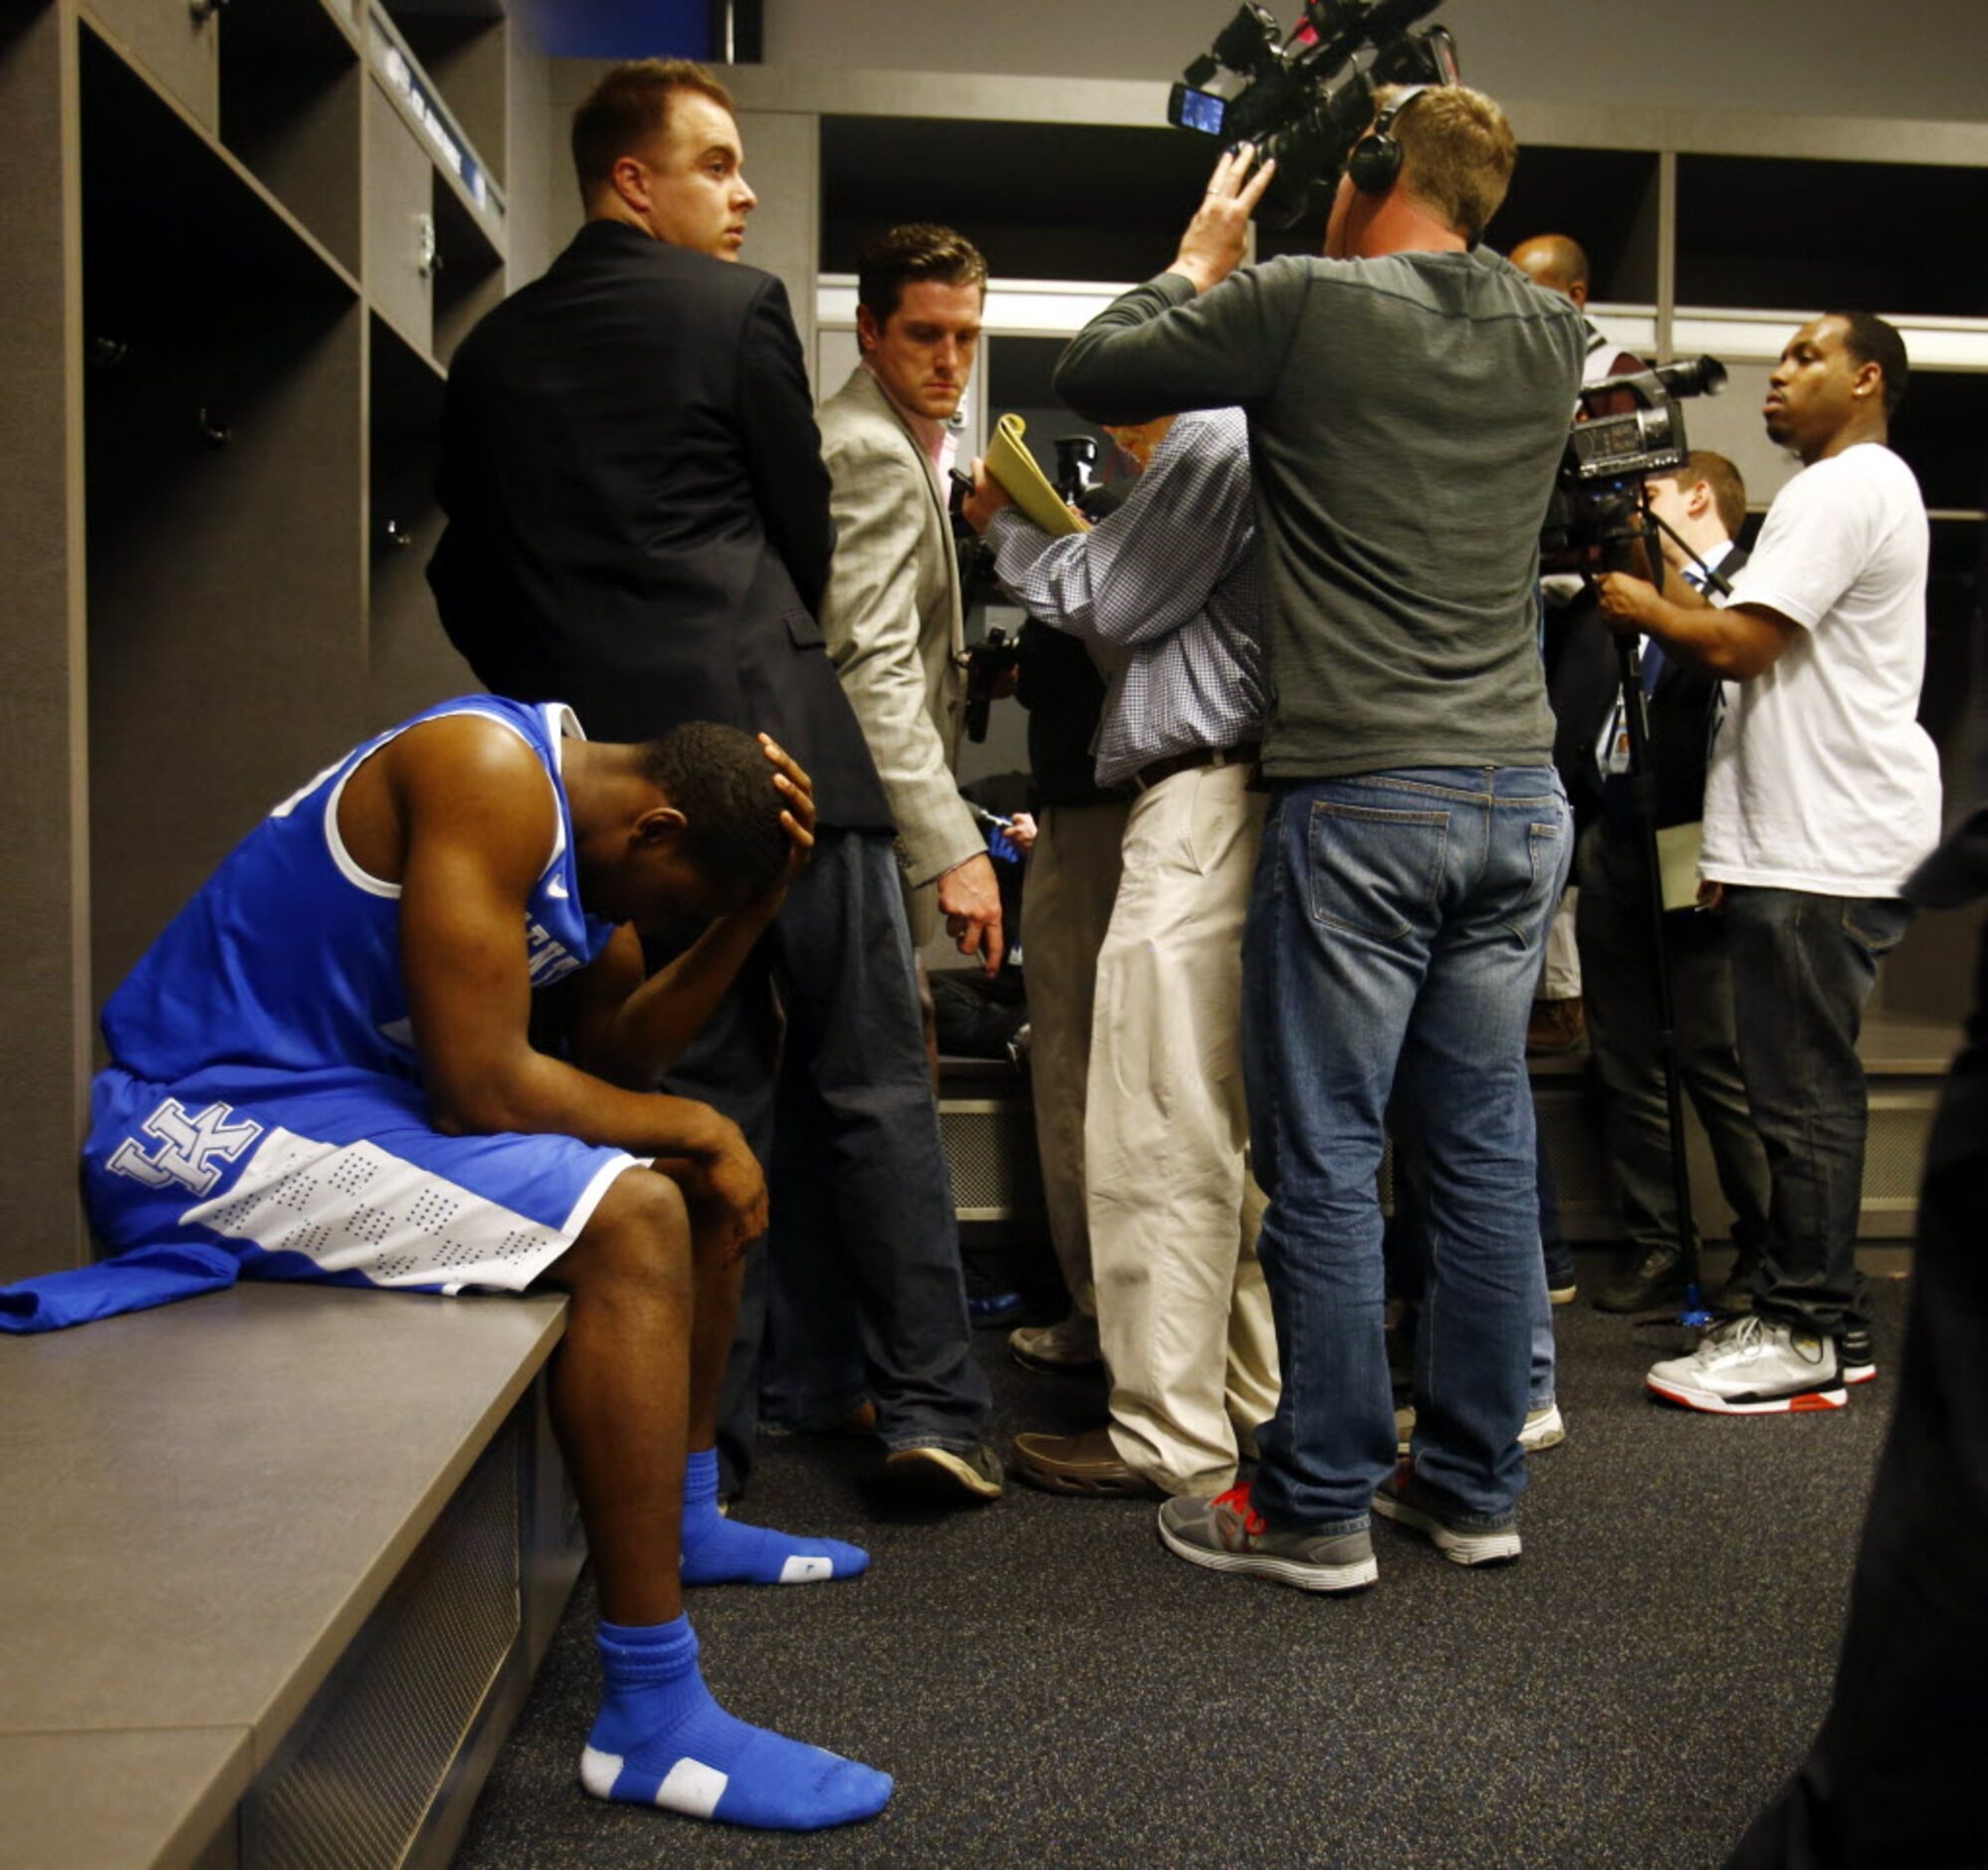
left=103, top=698, right=620, bottom=1085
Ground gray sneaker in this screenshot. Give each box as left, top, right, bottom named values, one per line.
left=1374, top=1467, right=1522, bottom=1566
left=1157, top=1485, right=1377, bottom=1594
left=1646, top=1314, right=1845, bottom=1414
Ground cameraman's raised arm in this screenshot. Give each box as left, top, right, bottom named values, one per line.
left=1055, top=146, right=1300, bottom=423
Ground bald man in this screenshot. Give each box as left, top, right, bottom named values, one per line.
left=1510, top=233, right=1641, bottom=391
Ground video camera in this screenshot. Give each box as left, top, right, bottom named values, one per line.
left=1168, top=0, right=1460, bottom=228
left=1541, top=356, right=1728, bottom=572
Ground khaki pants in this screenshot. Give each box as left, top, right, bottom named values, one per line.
left=1020, top=801, right=1129, bottom=1317
left=1088, top=762, right=1279, bottom=1495
left=1539, top=886, right=1582, bottom=999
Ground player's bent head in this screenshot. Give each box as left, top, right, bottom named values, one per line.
left=631, top=722, right=790, bottom=914
left=1377, top=83, right=1518, bottom=245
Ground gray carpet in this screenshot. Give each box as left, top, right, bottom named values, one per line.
left=454, top=1276, right=1902, bottom=1869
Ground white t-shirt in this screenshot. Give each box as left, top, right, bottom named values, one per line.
left=1701, top=443, right=1941, bottom=896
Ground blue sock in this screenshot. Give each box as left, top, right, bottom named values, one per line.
left=679, top=1448, right=869, bottom=1586
left=581, top=1616, right=892, bottom=1830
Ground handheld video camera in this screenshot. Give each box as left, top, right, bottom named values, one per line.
left=1541, top=356, right=1728, bottom=572
left=946, top=466, right=1017, bottom=744
left=1168, top=0, right=1459, bottom=228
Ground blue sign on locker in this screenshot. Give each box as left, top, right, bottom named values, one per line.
left=517, top=0, right=714, bottom=59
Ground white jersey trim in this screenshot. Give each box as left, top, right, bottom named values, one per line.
left=177, top=1118, right=642, bottom=1294
left=562, top=1152, right=647, bottom=1244
left=321, top=705, right=570, bottom=901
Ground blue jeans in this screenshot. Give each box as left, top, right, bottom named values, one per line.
left=1538, top=1131, right=1576, bottom=1293
left=1724, top=887, right=1912, bottom=1339
left=1244, top=768, right=1571, bottom=1529
left=1386, top=1127, right=1557, bottom=1412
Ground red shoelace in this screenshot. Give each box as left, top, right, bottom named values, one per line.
left=1215, top=1481, right=1265, bottom=1536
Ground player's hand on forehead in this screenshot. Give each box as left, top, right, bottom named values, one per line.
left=758, top=734, right=815, bottom=874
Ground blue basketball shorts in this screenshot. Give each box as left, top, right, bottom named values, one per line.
left=84, top=1062, right=643, bottom=1293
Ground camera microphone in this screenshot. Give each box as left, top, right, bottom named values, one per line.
left=1652, top=355, right=1727, bottom=401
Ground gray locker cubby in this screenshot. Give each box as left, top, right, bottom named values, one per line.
left=431, top=163, right=505, bottom=363
left=88, top=0, right=221, bottom=134
left=1, top=0, right=534, bottom=1284
left=82, top=23, right=366, bottom=1019
left=367, top=310, right=474, bottom=731
left=822, top=114, right=1220, bottom=282
left=1676, top=151, right=1988, bottom=321
left=365, top=71, right=437, bottom=356
left=217, top=0, right=364, bottom=276
left=380, top=0, right=510, bottom=189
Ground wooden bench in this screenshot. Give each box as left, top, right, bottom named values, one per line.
left=0, top=1283, right=584, bottom=1869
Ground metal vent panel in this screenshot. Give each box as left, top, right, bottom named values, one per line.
left=250, top=1426, right=521, bottom=1870
left=939, top=1097, right=1045, bottom=1221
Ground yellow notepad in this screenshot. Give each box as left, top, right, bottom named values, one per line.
left=985, top=413, right=1090, bottom=537
left=1657, top=820, right=1705, bottom=912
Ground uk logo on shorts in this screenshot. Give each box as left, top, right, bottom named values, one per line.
left=108, top=1098, right=265, bottom=1196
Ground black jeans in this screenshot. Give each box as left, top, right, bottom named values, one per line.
left=1724, top=886, right=1911, bottom=1338
left=662, top=827, right=991, bottom=1492
left=1578, top=823, right=1771, bottom=1270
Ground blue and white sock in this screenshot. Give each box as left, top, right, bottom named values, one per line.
left=581, top=1616, right=892, bottom=1830
left=679, top=1448, right=868, bottom=1585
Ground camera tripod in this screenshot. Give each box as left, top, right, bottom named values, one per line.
left=1593, top=503, right=1734, bottom=1332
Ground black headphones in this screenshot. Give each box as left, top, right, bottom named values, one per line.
left=1347, top=84, right=1432, bottom=195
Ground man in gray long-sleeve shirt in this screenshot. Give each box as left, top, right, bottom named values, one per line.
left=1055, top=84, right=1585, bottom=1587
left=962, top=407, right=1279, bottom=1502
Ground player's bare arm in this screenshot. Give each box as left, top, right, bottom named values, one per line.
left=340, top=716, right=763, bottom=1241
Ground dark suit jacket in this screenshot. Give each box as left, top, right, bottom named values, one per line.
left=428, top=219, right=891, bottom=830
left=1551, top=542, right=1749, bottom=851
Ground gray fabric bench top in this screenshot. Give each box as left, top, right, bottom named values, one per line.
left=0, top=1282, right=566, bottom=1868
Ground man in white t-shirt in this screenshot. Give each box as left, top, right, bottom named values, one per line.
left=1595, top=311, right=1940, bottom=1415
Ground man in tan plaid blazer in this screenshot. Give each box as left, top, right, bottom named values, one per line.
left=816, top=225, right=1002, bottom=969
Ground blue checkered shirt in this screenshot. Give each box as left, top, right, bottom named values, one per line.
left=987, top=407, right=1268, bottom=789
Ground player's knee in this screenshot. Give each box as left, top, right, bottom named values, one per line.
left=565, top=1167, right=690, bottom=1295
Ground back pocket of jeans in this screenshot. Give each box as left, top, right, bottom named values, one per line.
left=1307, top=799, right=1447, bottom=942
left=1841, top=897, right=1910, bottom=958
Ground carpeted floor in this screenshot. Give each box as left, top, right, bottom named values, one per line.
left=454, top=1276, right=1904, bottom=1869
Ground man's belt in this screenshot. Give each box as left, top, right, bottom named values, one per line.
left=1130, top=741, right=1262, bottom=795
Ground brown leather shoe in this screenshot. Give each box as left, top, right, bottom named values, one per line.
left=822, top=1400, right=879, bottom=1436
left=1010, top=1427, right=1161, bottom=1498
left=1526, top=996, right=1586, bottom=1055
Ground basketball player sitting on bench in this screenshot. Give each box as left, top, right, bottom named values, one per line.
left=83, top=697, right=892, bottom=1832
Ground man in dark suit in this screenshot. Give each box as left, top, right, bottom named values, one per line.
left=1552, top=450, right=1771, bottom=1312
left=429, top=58, right=998, bottom=1504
